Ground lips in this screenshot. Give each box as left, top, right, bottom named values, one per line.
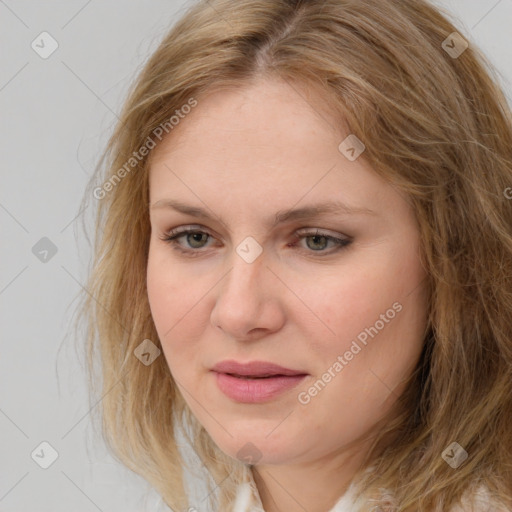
left=211, top=360, right=308, bottom=403
left=211, top=360, right=306, bottom=378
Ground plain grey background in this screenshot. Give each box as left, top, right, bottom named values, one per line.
left=1, top=1, right=511, bottom=511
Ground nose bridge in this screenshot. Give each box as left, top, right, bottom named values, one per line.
left=211, top=238, right=281, bottom=337
left=222, top=242, right=268, bottom=300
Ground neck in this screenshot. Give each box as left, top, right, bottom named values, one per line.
left=251, top=440, right=372, bottom=512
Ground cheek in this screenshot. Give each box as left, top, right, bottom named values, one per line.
left=147, top=240, right=198, bottom=330
left=302, top=247, right=427, bottom=378
left=296, top=300, right=425, bottom=448
left=147, top=248, right=189, bottom=352
left=146, top=248, right=211, bottom=377
left=294, top=267, right=389, bottom=356
left=147, top=254, right=176, bottom=333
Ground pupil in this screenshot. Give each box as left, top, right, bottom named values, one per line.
left=309, top=235, right=327, bottom=250
left=189, top=233, right=206, bottom=248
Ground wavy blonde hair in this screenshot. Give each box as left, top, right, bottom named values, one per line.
left=77, top=0, right=512, bottom=510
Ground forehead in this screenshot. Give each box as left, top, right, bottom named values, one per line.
left=147, top=78, right=404, bottom=221
left=149, top=77, right=347, bottom=164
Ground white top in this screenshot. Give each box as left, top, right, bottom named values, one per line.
left=231, top=467, right=510, bottom=512
left=232, top=477, right=364, bottom=512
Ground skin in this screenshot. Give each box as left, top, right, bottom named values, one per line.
left=146, top=77, right=429, bottom=512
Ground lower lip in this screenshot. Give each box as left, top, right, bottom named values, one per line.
left=213, top=372, right=307, bottom=403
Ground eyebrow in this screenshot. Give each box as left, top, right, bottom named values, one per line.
left=150, top=198, right=376, bottom=228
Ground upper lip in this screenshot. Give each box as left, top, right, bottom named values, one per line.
left=211, top=360, right=307, bottom=377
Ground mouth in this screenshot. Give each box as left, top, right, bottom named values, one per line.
left=211, top=360, right=308, bottom=403
left=211, top=359, right=307, bottom=377
left=224, top=373, right=296, bottom=379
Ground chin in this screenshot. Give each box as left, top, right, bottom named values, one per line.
left=208, top=427, right=301, bottom=466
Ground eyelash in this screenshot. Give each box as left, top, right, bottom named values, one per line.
left=159, top=226, right=352, bottom=258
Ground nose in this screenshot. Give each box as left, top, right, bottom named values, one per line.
left=210, top=247, right=286, bottom=341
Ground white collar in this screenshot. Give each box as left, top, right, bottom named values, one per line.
left=232, top=470, right=365, bottom=512
left=232, top=472, right=500, bottom=512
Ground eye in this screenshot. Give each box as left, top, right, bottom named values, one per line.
left=159, top=226, right=216, bottom=257
left=293, top=228, right=351, bottom=253
left=159, top=225, right=352, bottom=257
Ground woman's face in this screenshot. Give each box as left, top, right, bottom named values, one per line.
left=147, top=78, right=428, bottom=467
